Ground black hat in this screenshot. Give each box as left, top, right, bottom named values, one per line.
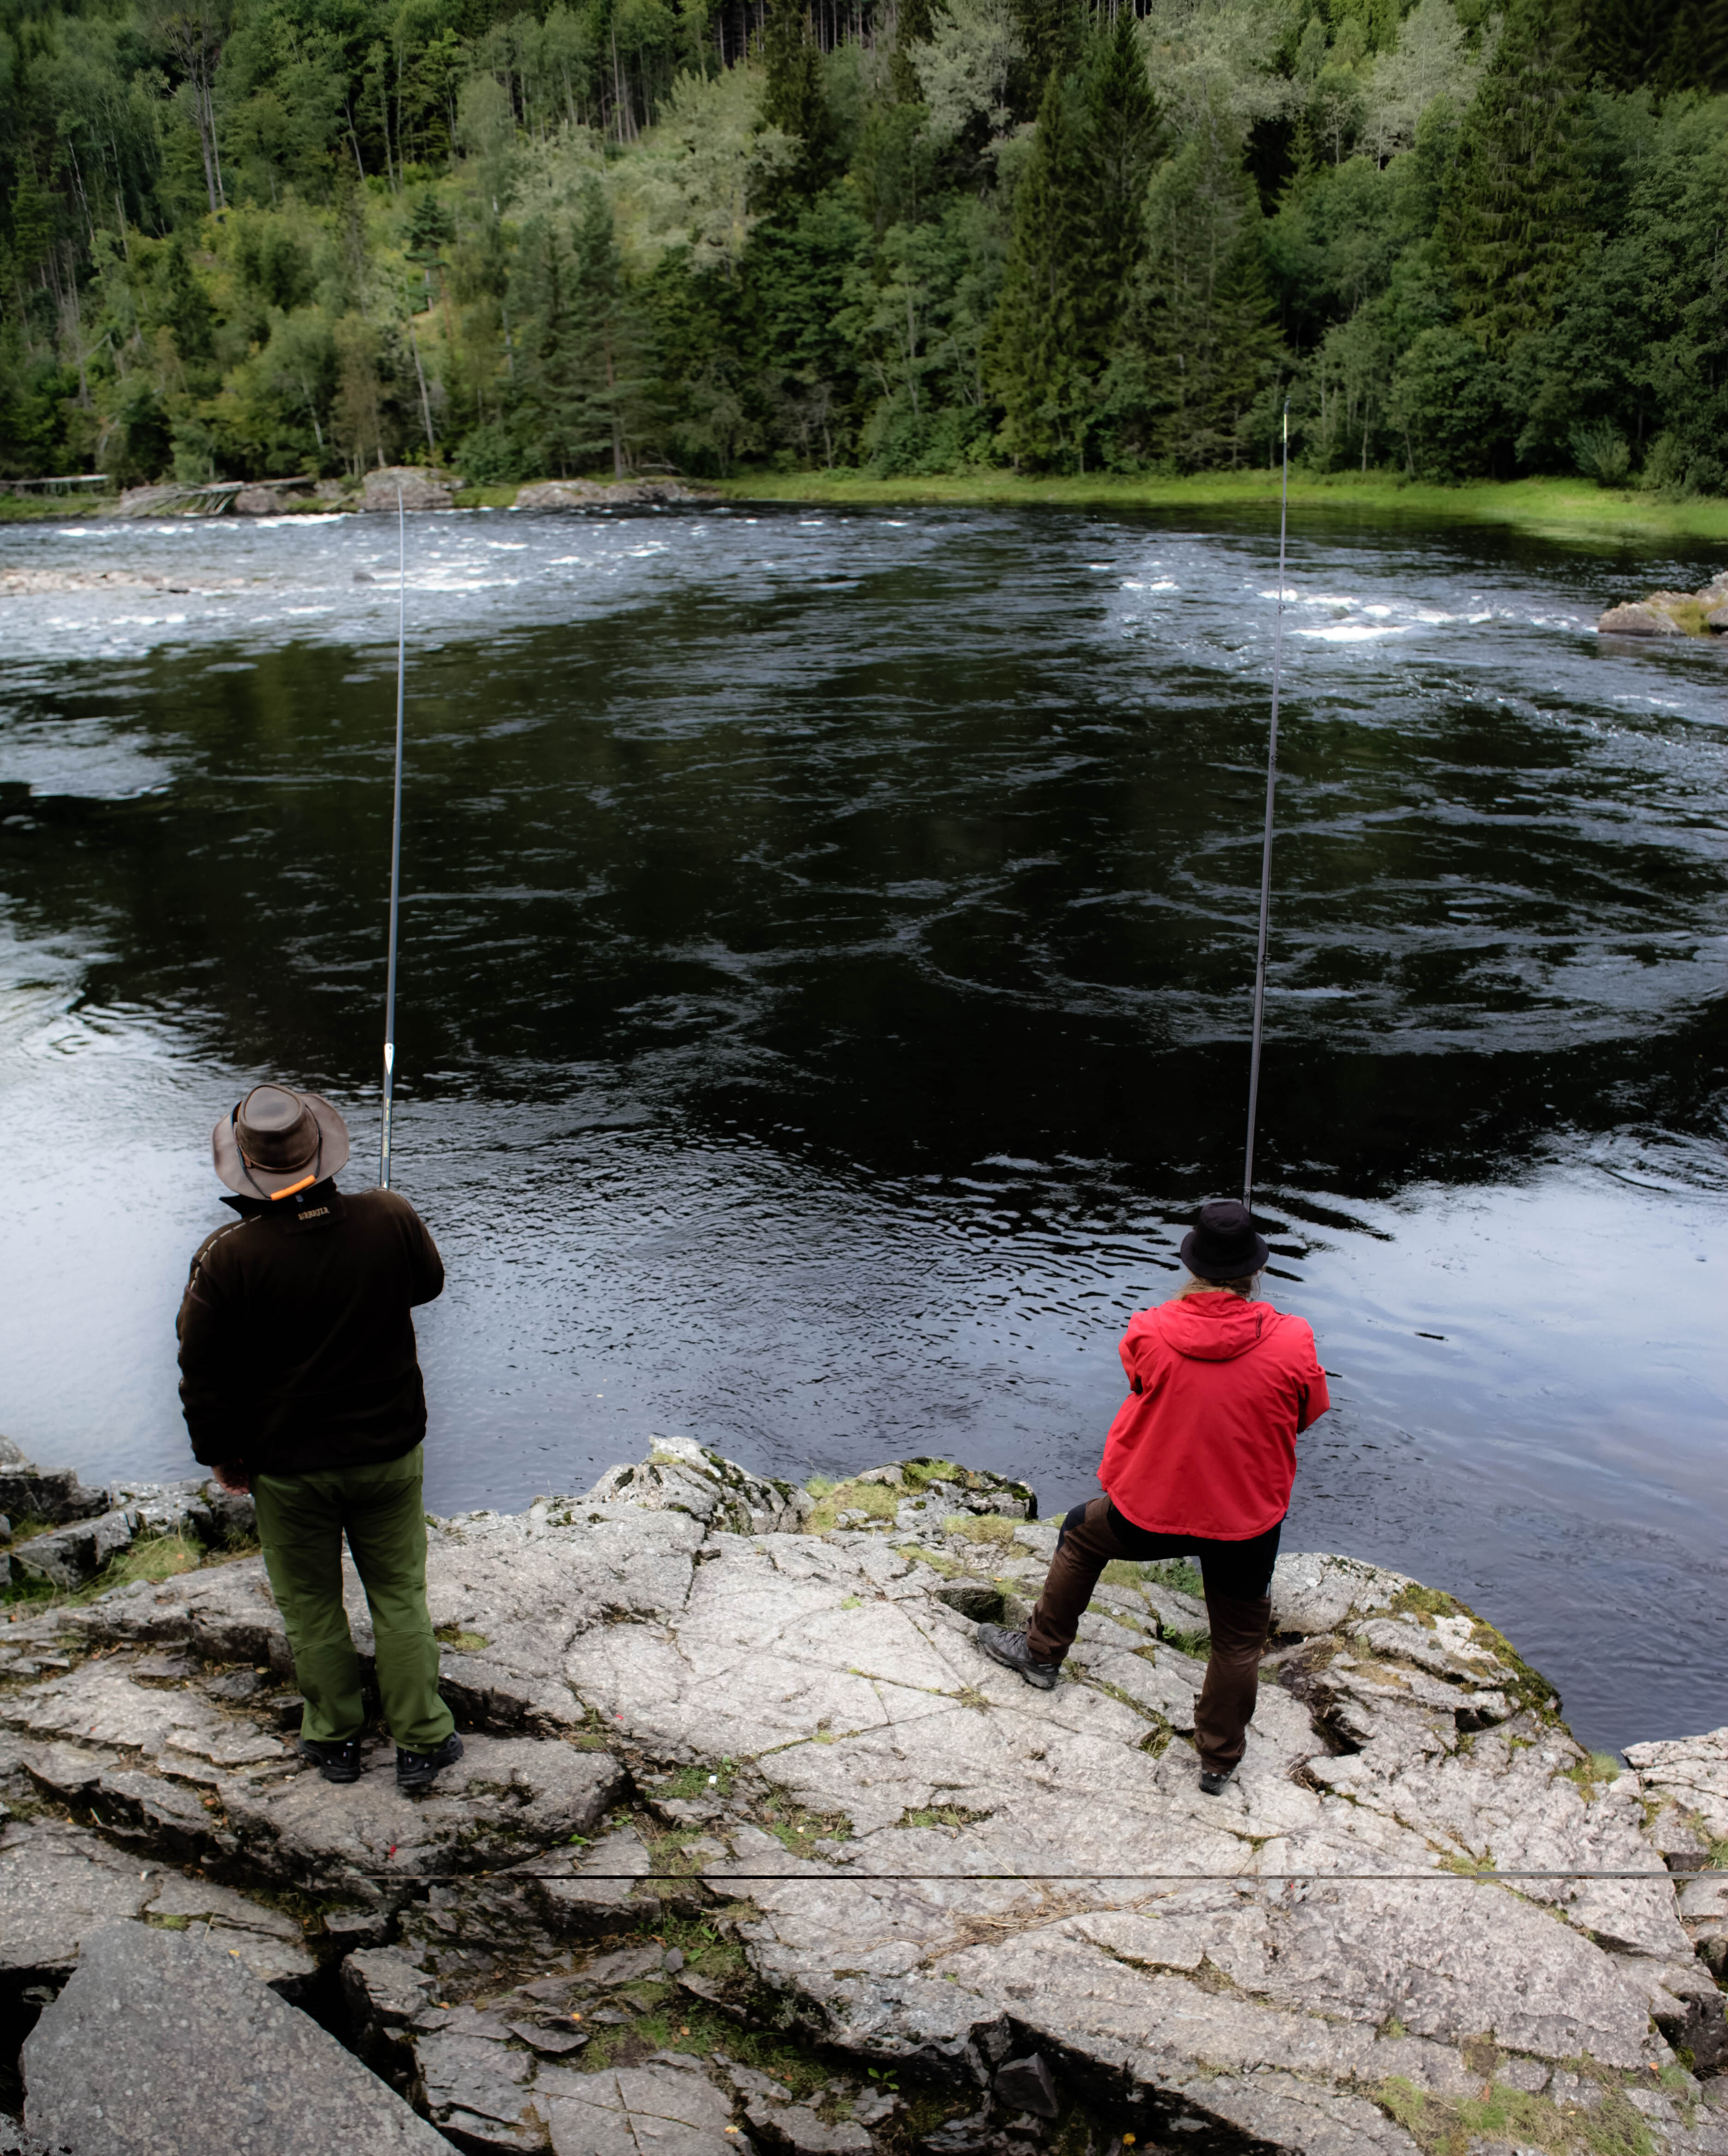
left=212, top=1084, right=350, bottom=1199
left=1180, top=1199, right=1270, bottom=1282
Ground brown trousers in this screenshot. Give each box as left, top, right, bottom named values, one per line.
left=1025, top=1497, right=1274, bottom=1773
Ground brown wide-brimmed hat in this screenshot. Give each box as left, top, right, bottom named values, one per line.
left=212, top=1083, right=350, bottom=1199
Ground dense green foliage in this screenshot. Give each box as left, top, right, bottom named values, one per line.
left=3, top=0, right=1725, bottom=488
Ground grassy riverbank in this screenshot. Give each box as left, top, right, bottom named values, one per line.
left=7, top=469, right=1728, bottom=554
left=714, top=469, right=1728, bottom=551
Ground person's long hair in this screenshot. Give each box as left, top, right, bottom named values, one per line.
left=1172, top=1271, right=1259, bottom=1300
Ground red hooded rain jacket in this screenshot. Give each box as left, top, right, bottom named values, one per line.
left=1098, top=1293, right=1329, bottom=1541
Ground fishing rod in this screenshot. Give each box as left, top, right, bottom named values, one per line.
left=380, top=485, right=407, bottom=1190
left=1242, top=399, right=1290, bottom=1213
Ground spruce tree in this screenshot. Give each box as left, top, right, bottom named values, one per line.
left=1438, top=0, right=1590, bottom=354
left=987, top=20, right=1162, bottom=469
left=889, top=0, right=936, bottom=106
left=1133, top=98, right=1282, bottom=470
left=1657, top=0, right=1728, bottom=92
left=1009, top=0, right=1081, bottom=118
left=762, top=0, right=838, bottom=203
left=1082, top=12, right=1165, bottom=320
left=515, top=181, right=648, bottom=479
left=1580, top=0, right=1678, bottom=86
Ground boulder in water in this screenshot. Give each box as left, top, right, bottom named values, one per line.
left=361, top=465, right=456, bottom=512
left=515, top=478, right=709, bottom=509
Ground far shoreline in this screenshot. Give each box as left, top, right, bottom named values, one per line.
left=4, top=467, right=1728, bottom=552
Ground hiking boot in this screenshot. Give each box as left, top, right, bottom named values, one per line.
left=396, top=1731, right=464, bottom=1793
left=1199, top=1767, right=1235, bottom=1797
left=976, top=1622, right=1060, bottom=1691
left=297, top=1735, right=364, bottom=1785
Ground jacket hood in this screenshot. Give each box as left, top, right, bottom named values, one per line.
left=1156, top=1293, right=1270, bottom=1362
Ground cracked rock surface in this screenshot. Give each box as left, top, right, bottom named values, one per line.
left=2, top=1435, right=1724, bottom=2155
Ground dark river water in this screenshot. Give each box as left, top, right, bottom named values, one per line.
left=0, top=501, right=1722, bottom=1756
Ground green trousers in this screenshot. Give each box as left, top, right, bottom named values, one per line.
left=252, top=1445, right=455, bottom=1755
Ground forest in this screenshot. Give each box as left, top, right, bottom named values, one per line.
left=1, top=0, right=1725, bottom=489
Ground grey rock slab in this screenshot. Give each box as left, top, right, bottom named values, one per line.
left=1, top=1661, right=286, bottom=1773
left=585, top=1942, right=666, bottom=1984
left=1186, top=2070, right=1424, bottom=2156
left=1270, top=1551, right=1410, bottom=1636
left=508, top=1822, right=665, bottom=1934
left=66, top=1553, right=290, bottom=1670
left=584, top=1434, right=813, bottom=1534
left=749, top=2101, right=875, bottom=2153
left=343, top=1943, right=438, bottom=2028
left=547, top=2056, right=739, bottom=2156
left=0, top=1460, right=113, bottom=1526
left=0, top=1810, right=314, bottom=1992
left=20, top=1738, right=123, bottom=1800
left=417, top=2027, right=538, bottom=2139
left=0, top=1819, right=156, bottom=1976
left=222, top=1731, right=624, bottom=1886
left=1626, top=1725, right=1728, bottom=1839
left=10, top=1505, right=138, bottom=1587
left=21, top=1919, right=450, bottom=2155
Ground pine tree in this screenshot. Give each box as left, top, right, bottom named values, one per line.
left=1438, top=0, right=1591, bottom=354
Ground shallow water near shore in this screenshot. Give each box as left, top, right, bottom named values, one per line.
left=0, top=500, right=1722, bottom=1757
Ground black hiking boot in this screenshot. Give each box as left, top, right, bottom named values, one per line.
left=976, top=1622, right=1060, bottom=1691
left=297, top=1735, right=364, bottom=1785
left=396, top=1730, right=464, bottom=1793
left=1199, top=1767, right=1235, bottom=1797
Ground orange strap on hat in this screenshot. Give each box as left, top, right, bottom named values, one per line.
left=267, top=1173, right=318, bottom=1201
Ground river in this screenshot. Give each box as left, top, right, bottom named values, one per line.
left=0, top=499, right=1722, bottom=1756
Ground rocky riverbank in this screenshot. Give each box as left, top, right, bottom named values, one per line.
left=2, top=1433, right=1725, bottom=2156
left=0, top=468, right=716, bottom=526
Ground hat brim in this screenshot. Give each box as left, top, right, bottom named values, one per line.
left=1179, top=1228, right=1271, bottom=1282
left=212, top=1091, right=350, bottom=1197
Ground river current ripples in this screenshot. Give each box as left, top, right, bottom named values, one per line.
left=0, top=499, right=1722, bottom=1754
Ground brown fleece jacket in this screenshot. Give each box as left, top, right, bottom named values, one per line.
left=176, top=1179, right=444, bottom=1474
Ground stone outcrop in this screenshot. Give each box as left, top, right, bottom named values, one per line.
left=1599, top=570, right=1728, bottom=635
left=514, top=479, right=711, bottom=509
left=363, top=466, right=458, bottom=512
left=0, top=1433, right=256, bottom=1590
left=21, top=1921, right=450, bottom=2153
left=1, top=1435, right=1724, bottom=2155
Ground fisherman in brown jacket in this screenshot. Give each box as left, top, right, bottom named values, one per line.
left=177, top=1082, right=462, bottom=1791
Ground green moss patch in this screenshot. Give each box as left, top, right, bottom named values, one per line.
left=807, top=1479, right=899, bottom=1533
left=942, top=1514, right=1016, bottom=1547
left=896, top=1803, right=993, bottom=1830
left=1375, top=2071, right=1660, bottom=2155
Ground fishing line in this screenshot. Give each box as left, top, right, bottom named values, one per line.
left=380, top=484, right=407, bottom=1190
left=1242, top=399, right=1290, bottom=1213
left=359, top=1867, right=1685, bottom=1884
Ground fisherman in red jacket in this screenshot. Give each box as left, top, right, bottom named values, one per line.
left=977, top=1198, right=1329, bottom=1795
